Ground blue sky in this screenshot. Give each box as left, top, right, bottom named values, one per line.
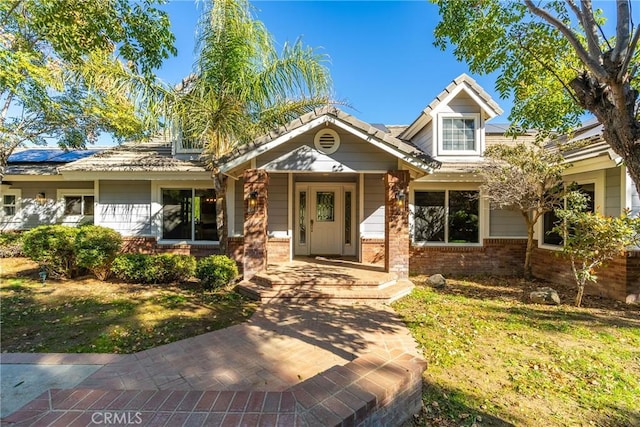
left=157, top=0, right=513, bottom=126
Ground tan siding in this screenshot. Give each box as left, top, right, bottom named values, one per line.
left=267, top=174, right=288, bottom=235
left=490, top=208, right=527, bottom=237
left=362, top=174, right=385, bottom=237
left=605, top=167, right=621, bottom=217
left=411, top=122, right=433, bottom=156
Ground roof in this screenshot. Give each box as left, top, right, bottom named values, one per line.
left=218, top=105, right=440, bottom=174
left=59, top=138, right=207, bottom=173
left=8, top=148, right=102, bottom=163
left=400, top=74, right=504, bottom=140
left=5, top=148, right=103, bottom=176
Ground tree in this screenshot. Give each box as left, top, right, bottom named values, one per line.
left=433, top=0, right=640, bottom=192
left=169, top=0, right=332, bottom=253
left=479, top=142, right=570, bottom=279
left=0, top=0, right=176, bottom=182
left=553, top=192, right=640, bottom=307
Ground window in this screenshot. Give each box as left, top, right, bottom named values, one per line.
left=543, top=183, right=595, bottom=245
left=61, top=195, right=94, bottom=216
left=2, top=195, right=17, bottom=216
left=442, top=117, right=477, bottom=152
left=414, top=190, right=479, bottom=243
left=162, top=188, right=217, bottom=241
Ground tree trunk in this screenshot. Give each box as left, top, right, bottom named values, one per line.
left=575, top=283, right=585, bottom=307
left=523, top=213, right=535, bottom=279
left=213, top=173, right=228, bottom=256
left=569, top=73, right=640, bottom=192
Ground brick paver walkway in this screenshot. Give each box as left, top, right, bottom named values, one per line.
left=2, top=302, right=425, bottom=426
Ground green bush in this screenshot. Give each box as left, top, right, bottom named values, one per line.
left=196, top=255, right=239, bottom=290
left=0, top=232, right=24, bottom=258
left=22, top=225, right=79, bottom=278
left=111, top=253, right=196, bottom=284
left=75, top=226, right=123, bottom=280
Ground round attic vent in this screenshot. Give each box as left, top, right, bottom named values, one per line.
left=314, top=128, right=340, bottom=154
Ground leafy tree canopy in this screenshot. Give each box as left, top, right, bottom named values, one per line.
left=0, top=0, right=176, bottom=180
left=433, top=0, right=640, bottom=190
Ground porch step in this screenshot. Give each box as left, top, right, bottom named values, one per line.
left=236, top=279, right=414, bottom=304
left=253, top=271, right=398, bottom=289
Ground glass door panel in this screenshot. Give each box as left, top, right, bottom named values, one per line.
left=162, top=189, right=192, bottom=239
left=194, top=189, right=218, bottom=241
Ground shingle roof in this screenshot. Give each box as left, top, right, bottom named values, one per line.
left=218, top=105, right=440, bottom=172
left=400, top=74, right=504, bottom=140
left=59, top=138, right=207, bottom=173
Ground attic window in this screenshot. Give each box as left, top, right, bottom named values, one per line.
left=314, top=129, right=340, bottom=154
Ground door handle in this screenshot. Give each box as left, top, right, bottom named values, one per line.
left=310, top=219, right=314, bottom=232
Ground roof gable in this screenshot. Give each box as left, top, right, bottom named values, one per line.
left=218, top=106, right=438, bottom=175
left=400, top=74, right=503, bottom=140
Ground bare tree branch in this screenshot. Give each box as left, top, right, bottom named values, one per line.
left=1, top=92, right=13, bottom=121
left=611, top=0, right=631, bottom=63
left=565, top=0, right=602, bottom=59
left=618, top=26, right=640, bottom=81
left=524, top=0, right=607, bottom=80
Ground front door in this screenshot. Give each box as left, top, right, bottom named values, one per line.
left=310, top=188, right=342, bottom=255
left=295, top=183, right=356, bottom=256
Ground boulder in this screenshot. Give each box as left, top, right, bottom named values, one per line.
left=625, top=294, right=639, bottom=305
left=529, top=287, right=561, bottom=305
left=426, top=274, right=447, bottom=289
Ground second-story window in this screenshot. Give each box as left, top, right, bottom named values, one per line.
left=439, top=114, right=480, bottom=155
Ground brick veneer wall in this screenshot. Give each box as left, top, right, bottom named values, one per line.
left=385, top=171, right=410, bottom=278
left=361, top=238, right=385, bottom=265
left=267, top=237, right=291, bottom=264
left=121, top=237, right=220, bottom=258
left=243, top=169, right=269, bottom=280
left=409, top=239, right=527, bottom=276
left=532, top=245, right=640, bottom=302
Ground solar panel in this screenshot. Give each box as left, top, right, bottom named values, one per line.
left=8, top=149, right=101, bottom=163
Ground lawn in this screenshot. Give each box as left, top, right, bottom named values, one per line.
left=393, top=276, right=640, bottom=427
left=0, top=258, right=258, bottom=353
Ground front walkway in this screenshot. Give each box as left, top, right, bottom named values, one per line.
left=2, top=302, right=426, bottom=426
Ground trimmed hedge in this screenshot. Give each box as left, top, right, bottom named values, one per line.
left=111, top=253, right=196, bottom=284
left=75, top=226, right=123, bottom=280
left=22, top=225, right=79, bottom=278
left=196, top=255, right=239, bottom=290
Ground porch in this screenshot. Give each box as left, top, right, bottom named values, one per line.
left=236, top=257, right=414, bottom=303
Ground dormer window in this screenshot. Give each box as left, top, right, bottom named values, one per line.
left=438, top=113, right=481, bottom=156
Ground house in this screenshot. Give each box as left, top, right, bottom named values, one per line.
left=1, top=74, right=638, bottom=302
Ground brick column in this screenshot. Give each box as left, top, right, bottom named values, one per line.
left=385, top=170, right=410, bottom=279
left=243, top=169, right=269, bottom=280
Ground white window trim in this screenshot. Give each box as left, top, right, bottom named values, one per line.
left=151, top=181, right=220, bottom=245
left=56, top=189, right=95, bottom=218
left=410, top=183, right=484, bottom=247
left=1, top=189, right=21, bottom=218
left=538, top=171, right=604, bottom=250
left=437, top=113, right=482, bottom=156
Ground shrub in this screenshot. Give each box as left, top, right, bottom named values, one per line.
left=22, top=225, right=79, bottom=278
left=75, top=226, right=123, bottom=280
left=0, top=232, right=23, bottom=257
left=111, top=253, right=196, bottom=284
left=196, top=255, right=239, bottom=290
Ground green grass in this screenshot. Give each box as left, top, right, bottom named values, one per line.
left=1, top=258, right=258, bottom=354
left=393, top=277, right=640, bottom=427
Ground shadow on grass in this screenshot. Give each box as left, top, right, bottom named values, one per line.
left=0, top=277, right=257, bottom=354
left=416, top=276, right=640, bottom=330
left=411, top=380, right=517, bottom=427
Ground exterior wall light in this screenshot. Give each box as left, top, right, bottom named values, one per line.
left=248, top=190, right=259, bottom=213
left=395, top=189, right=406, bottom=208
